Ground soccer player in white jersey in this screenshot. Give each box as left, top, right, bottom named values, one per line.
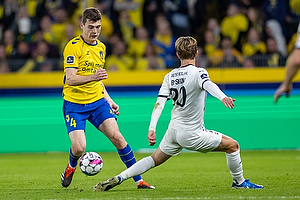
left=94, top=36, right=264, bottom=191
left=274, top=22, right=300, bottom=102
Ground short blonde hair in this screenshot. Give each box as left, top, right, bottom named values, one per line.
left=175, top=36, right=198, bottom=60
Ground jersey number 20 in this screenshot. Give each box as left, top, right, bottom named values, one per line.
left=170, top=86, right=186, bottom=107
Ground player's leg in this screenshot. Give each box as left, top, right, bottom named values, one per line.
left=98, top=118, right=154, bottom=188
left=213, top=135, right=244, bottom=184
left=61, top=130, right=86, bottom=187
left=214, top=134, right=263, bottom=189
left=274, top=48, right=300, bottom=102
left=69, top=130, right=87, bottom=164
left=89, top=99, right=154, bottom=188
left=61, top=100, right=88, bottom=187
left=94, top=147, right=170, bottom=191
left=117, top=147, right=171, bottom=181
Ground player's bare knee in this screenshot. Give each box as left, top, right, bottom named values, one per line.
left=228, top=140, right=239, bottom=153
left=72, top=145, right=85, bottom=156
left=151, top=154, right=163, bottom=166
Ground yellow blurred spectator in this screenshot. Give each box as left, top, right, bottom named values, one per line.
left=23, top=0, right=38, bottom=17
left=39, top=15, right=55, bottom=44
left=210, top=37, right=243, bottom=67
left=3, top=29, right=17, bottom=57
left=152, top=14, right=176, bottom=68
left=203, top=30, right=219, bottom=57
left=265, top=37, right=286, bottom=67
left=114, top=0, right=145, bottom=27
left=242, top=28, right=266, bottom=57
left=60, top=24, right=76, bottom=55
left=246, top=7, right=264, bottom=37
left=105, top=40, right=134, bottom=71
left=128, top=26, right=149, bottom=58
left=135, top=42, right=165, bottom=71
left=221, top=3, right=249, bottom=50
left=118, top=11, right=134, bottom=44
left=95, top=1, right=114, bottom=42
left=206, top=18, right=221, bottom=47
left=51, top=8, right=69, bottom=46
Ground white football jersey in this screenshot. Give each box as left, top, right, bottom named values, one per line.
left=158, top=64, right=210, bottom=131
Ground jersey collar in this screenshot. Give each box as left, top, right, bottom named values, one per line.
left=180, top=64, right=192, bottom=68
left=80, top=35, right=98, bottom=46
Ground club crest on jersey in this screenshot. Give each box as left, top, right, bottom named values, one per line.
left=99, top=51, right=104, bottom=60
left=66, top=56, right=75, bottom=64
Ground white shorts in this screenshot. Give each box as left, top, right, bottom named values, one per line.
left=159, top=126, right=223, bottom=156
left=294, top=23, right=300, bottom=48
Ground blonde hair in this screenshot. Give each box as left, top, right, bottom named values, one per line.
left=175, top=36, right=198, bottom=60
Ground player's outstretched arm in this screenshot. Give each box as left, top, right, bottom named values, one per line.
left=203, top=81, right=235, bottom=109
left=203, top=81, right=226, bottom=100
left=148, top=97, right=167, bottom=145
left=274, top=49, right=300, bottom=103
left=148, top=130, right=156, bottom=146
left=221, top=97, right=235, bottom=109
left=274, top=82, right=293, bottom=103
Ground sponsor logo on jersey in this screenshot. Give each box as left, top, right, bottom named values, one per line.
left=87, top=50, right=90, bottom=55
left=82, top=61, right=103, bottom=73
left=84, top=61, right=103, bottom=68
left=66, top=56, right=75, bottom=64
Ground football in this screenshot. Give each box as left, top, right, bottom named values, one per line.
left=79, top=152, right=103, bottom=176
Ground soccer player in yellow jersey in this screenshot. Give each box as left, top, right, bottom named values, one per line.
left=61, top=7, right=154, bottom=189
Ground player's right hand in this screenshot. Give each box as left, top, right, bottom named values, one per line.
left=274, top=82, right=292, bottom=103
left=93, top=68, right=108, bottom=81
left=148, top=130, right=156, bottom=146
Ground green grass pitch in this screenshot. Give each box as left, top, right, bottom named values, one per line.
left=0, top=150, right=299, bottom=200
left=0, top=94, right=299, bottom=199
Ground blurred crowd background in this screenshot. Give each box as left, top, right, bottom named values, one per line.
left=0, top=0, right=300, bottom=73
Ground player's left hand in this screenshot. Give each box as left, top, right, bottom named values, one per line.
left=148, top=130, right=156, bottom=146
left=110, top=102, right=119, bottom=116
left=222, top=97, right=235, bottom=109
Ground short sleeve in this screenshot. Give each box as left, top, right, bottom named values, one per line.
left=158, top=73, right=170, bottom=98
left=63, top=40, right=79, bottom=69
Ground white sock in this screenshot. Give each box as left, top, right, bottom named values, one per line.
left=118, top=156, right=155, bottom=183
left=225, top=150, right=245, bottom=185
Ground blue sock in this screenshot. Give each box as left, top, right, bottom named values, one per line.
left=69, top=148, right=80, bottom=168
left=118, top=144, right=142, bottom=182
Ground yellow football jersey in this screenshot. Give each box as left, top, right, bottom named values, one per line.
left=63, top=35, right=106, bottom=104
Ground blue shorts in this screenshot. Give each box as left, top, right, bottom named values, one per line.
left=62, top=98, right=116, bottom=134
